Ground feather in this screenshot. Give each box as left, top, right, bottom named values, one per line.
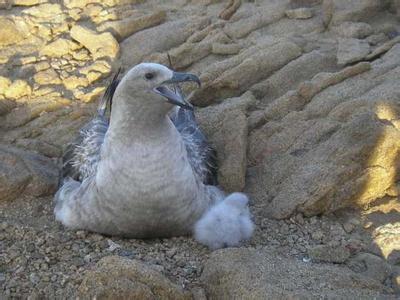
left=62, top=68, right=217, bottom=185
left=62, top=69, right=120, bottom=181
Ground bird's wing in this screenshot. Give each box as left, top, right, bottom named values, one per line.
left=170, top=87, right=218, bottom=185
left=62, top=70, right=120, bottom=181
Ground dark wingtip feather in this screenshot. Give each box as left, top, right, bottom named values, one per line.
left=97, top=67, right=121, bottom=116
left=62, top=70, right=120, bottom=181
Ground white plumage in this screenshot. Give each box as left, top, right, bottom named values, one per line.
left=55, top=63, right=254, bottom=249
left=194, top=193, right=254, bottom=250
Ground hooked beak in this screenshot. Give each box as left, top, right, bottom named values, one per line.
left=153, top=72, right=201, bottom=111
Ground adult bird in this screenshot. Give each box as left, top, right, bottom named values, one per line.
left=55, top=63, right=253, bottom=249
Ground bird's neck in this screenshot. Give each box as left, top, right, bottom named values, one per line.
left=107, top=98, right=170, bottom=141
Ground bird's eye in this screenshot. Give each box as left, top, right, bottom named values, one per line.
left=145, top=73, right=154, bottom=80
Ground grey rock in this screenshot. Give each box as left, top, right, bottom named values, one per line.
left=337, top=38, right=370, bottom=65
left=333, top=22, right=373, bottom=38
left=0, top=145, right=59, bottom=201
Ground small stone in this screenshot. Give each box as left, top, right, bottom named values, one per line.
left=40, top=38, right=80, bottom=58
left=311, top=229, right=324, bottom=241
left=69, top=7, right=82, bottom=20
left=63, top=75, right=89, bottom=90
left=76, top=230, right=87, bottom=238
left=70, top=25, right=119, bottom=59
left=34, top=69, right=61, bottom=85
left=4, top=80, right=31, bottom=99
left=285, top=7, right=314, bottom=19
left=72, top=48, right=90, bottom=61
left=106, top=239, right=121, bottom=252
left=73, top=86, right=106, bottom=103
left=295, top=213, right=305, bottom=225
left=342, top=222, right=355, bottom=233
left=308, top=244, right=351, bottom=263
left=34, top=61, right=51, bottom=72
left=29, top=273, right=40, bottom=284
left=79, top=60, right=111, bottom=76
left=393, top=269, right=400, bottom=294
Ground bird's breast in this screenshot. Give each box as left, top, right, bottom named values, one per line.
left=92, top=130, right=206, bottom=236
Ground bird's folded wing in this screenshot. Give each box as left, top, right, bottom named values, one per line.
left=62, top=69, right=120, bottom=181
left=170, top=87, right=218, bottom=185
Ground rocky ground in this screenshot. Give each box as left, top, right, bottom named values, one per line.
left=1, top=0, right=400, bottom=298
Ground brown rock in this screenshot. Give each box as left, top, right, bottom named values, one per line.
left=323, top=0, right=386, bottom=26
left=246, top=45, right=400, bottom=219
left=223, top=1, right=288, bottom=39
left=40, top=38, right=80, bottom=58
left=0, top=145, right=59, bottom=201
left=4, top=80, right=31, bottom=100
left=34, top=69, right=62, bottom=85
left=197, top=92, right=256, bottom=192
left=120, top=18, right=210, bottom=67
left=348, top=252, right=392, bottom=283
left=0, top=76, right=11, bottom=94
left=78, top=256, right=190, bottom=299
left=201, top=248, right=391, bottom=299
left=0, top=17, right=25, bottom=46
left=192, top=39, right=302, bottom=106
left=70, top=25, right=119, bottom=59
left=98, top=10, right=166, bottom=41
left=373, top=223, right=400, bottom=265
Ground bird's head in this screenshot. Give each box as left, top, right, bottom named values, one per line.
left=115, top=62, right=200, bottom=113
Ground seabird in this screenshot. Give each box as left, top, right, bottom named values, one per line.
left=55, top=63, right=253, bottom=249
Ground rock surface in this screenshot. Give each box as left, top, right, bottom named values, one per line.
left=201, top=248, right=392, bottom=299
left=0, top=0, right=400, bottom=298
left=70, top=25, right=120, bottom=59
left=78, top=256, right=190, bottom=299
left=0, top=145, right=59, bottom=201
left=337, top=37, right=370, bottom=65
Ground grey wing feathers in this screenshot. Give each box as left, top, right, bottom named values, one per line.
left=63, top=116, right=109, bottom=181
left=170, top=88, right=217, bottom=185
left=62, top=69, right=120, bottom=181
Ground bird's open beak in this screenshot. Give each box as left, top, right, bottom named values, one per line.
left=153, top=72, right=201, bottom=111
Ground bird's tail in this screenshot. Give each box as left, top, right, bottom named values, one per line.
left=193, top=192, right=254, bottom=250
left=97, top=68, right=121, bottom=117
